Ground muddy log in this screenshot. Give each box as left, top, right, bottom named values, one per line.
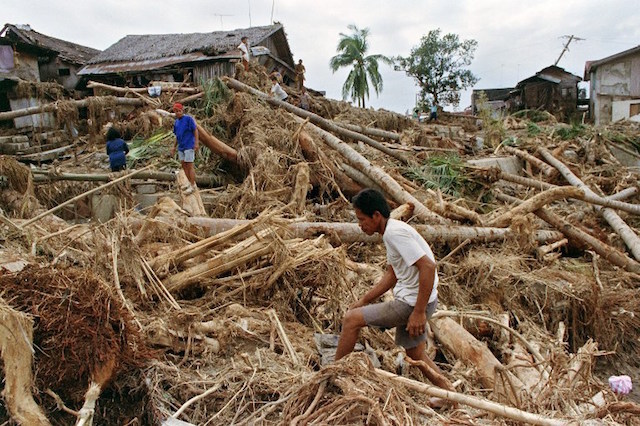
left=222, top=77, right=409, bottom=164
left=296, top=117, right=446, bottom=224
left=0, top=97, right=144, bottom=121
left=496, top=192, right=640, bottom=274
left=32, top=169, right=222, bottom=187
left=196, top=124, right=238, bottom=164
left=177, top=217, right=564, bottom=244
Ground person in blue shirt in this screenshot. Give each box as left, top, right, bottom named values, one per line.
left=171, top=102, right=199, bottom=195
left=105, top=127, right=129, bottom=172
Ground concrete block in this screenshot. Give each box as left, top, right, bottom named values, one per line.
left=0, top=142, right=30, bottom=154
left=135, top=193, right=161, bottom=211
left=608, top=144, right=640, bottom=168
left=466, top=156, right=523, bottom=175
left=136, top=184, right=157, bottom=194
left=0, top=136, right=14, bottom=144
left=91, top=194, right=119, bottom=223
left=12, top=135, right=29, bottom=143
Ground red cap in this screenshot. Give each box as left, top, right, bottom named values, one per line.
left=173, top=102, right=184, bottom=111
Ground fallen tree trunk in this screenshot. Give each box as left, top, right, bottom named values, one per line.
left=296, top=117, right=446, bottom=224
left=539, top=148, right=640, bottom=216
left=87, top=80, right=199, bottom=94
left=499, top=146, right=557, bottom=178
left=0, top=298, right=51, bottom=426
left=297, top=130, right=362, bottom=196
left=337, top=162, right=383, bottom=194
left=373, top=368, right=566, bottom=426
left=32, top=169, right=222, bottom=187
left=0, top=97, right=144, bottom=121
left=496, top=192, right=640, bottom=274
left=196, top=124, right=238, bottom=164
left=178, top=217, right=564, bottom=244
left=430, top=316, right=527, bottom=406
left=334, top=122, right=401, bottom=141
left=222, top=77, right=409, bottom=164
left=488, top=186, right=584, bottom=227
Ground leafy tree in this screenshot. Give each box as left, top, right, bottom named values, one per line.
left=397, top=29, right=479, bottom=108
left=329, top=25, right=392, bottom=108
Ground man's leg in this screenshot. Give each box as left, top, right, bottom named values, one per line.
left=185, top=162, right=196, bottom=186
left=334, top=308, right=366, bottom=361
left=405, top=341, right=455, bottom=391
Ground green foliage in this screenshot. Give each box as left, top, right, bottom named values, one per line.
left=127, top=130, right=175, bottom=168
left=396, top=29, right=479, bottom=107
left=403, top=154, right=467, bottom=197
left=555, top=123, right=587, bottom=140
left=199, top=77, right=230, bottom=117
left=527, top=122, right=541, bottom=136
left=329, top=25, right=392, bottom=108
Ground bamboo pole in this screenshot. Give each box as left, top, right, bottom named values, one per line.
left=176, top=217, right=564, bottom=244
left=20, top=164, right=155, bottom=228
left=87, top=80, right=199, bottom=94
left=0, top=97, right=144, bottom=121
left=32, top=169, right=221, bottom=187
left=296, top=117, right=446, bottom=224
left=222, top=77, right=409, bottom=164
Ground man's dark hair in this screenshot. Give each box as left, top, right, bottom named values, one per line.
left=352, top=188, right=390, bottom=218
left=106, top=127, right=121, bottom=141
left=241, top=36, right=248, bottom=42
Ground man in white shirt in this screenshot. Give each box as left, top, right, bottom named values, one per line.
left=238, top=36, right=250, bottom=72
left=335, top=188, right=455, bottom=395
left=270, top=76, right=288, bottom=102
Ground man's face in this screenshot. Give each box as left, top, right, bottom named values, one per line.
left=355, top=208, right=380, bottom=236
left=174, top=109, right=184, bottom=118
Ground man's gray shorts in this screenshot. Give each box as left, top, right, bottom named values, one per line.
left=361, top=299, right=438, bottom=349
left=178, top=149, right=195, bottom=162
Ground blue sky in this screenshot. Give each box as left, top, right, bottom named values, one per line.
left=4, top=0, right=639, bottom=113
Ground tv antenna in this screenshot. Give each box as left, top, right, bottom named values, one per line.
left=213, top=14, right=234, bottom=30
left=554, top=35, right=585, bottom=66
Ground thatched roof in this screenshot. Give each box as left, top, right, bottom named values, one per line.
left=0, top=24, right=100, bottom=65
left=87, top=24, right=283, bottom=64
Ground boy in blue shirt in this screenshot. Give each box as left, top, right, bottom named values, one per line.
left=171, top=103, right=199, bottom=195
left=105, top=127, right=129, bottom=172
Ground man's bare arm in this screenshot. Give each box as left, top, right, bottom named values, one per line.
left=351, top=265, right=397, bottom=309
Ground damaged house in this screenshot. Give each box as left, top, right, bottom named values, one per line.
left=584, top=45, right=640, bottom=125
left=0, top=23, right=100, bottom=130
left=511, top=65, right=581, bottom=121
left=79, top=23, right=295, bottom=87
left=471, top=87, right=514, bottom=116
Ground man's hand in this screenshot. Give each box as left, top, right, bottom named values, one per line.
left=349, top=299, right=366, bottom=310
left=194, top=142, right=199, bottom=151
left=406, top=309, right=427, bottom=337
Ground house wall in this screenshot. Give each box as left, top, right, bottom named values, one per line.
left=39, top=57, right=83, bottom=90
left=11, top=49, right=40, bottom=81
left=612, top=99, right=640, bottom=122
left=591, top=51, right=640, bottom=125
left=193, top=61, right=236, bottom=83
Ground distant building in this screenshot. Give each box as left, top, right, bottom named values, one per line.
left=471, top=88, right=514, bottom=116
left=79, top=23, right=295, bottom=87
left=0, top=23, right=100, bottom=90
left=584, top=45, right=640, bottom=125
left=512, top=65, right=581, bottom=121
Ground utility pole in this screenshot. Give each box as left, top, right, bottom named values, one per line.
left=554, top=35, right=585, bottom=66
left=213, top=14, right=234, bottom=30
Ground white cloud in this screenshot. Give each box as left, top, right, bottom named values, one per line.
left=4, top=0, right=639, bottom=113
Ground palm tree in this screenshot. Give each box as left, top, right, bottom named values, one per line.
left=329, top=25, right=391, bottom=108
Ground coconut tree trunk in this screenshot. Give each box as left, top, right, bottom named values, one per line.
left=196, top=124, right=238, bottom=164
left=0, top=97, right=144, bottom=121
left=499, top=146, right=557, bottom=178
left=32, top=169, right=221, bottom=187
left=335, top=122, right=400, bottom=141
